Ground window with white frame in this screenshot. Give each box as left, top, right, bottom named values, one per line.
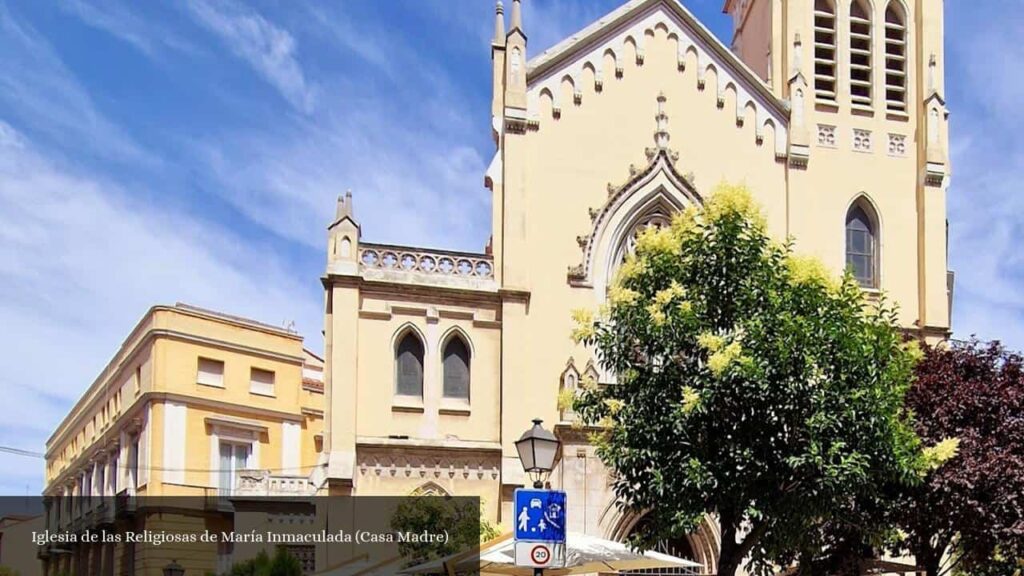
left=197, top=358, right=225, bottom=387
left=217, top=441, right=251, bottom=495
left=249, top=368, right=275, bottom=396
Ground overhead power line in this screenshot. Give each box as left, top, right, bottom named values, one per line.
left=0, top=446, right=45, bottom=459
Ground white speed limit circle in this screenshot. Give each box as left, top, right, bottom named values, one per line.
left=530, top=544, right=551, bottom=564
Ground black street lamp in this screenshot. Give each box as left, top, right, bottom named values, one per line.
left=514, top=419, right=561, bottom=488
left=163, top=559, right=185, bottom=576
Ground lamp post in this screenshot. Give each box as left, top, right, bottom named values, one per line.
left=514, top=419, right=561, bottom=489
left=163, top=559, right=185, bottom=576
left=515, top=419, right=562, bottom=576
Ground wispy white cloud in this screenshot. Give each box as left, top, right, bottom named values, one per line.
left=0, top=3, right=155, bottom=165
left=944, top=1, right=1024, bottom=351
left=190, top=107, right=491, bottom=253
left=523, top=0, right=616, bottom=56
left=0, top=121, right=321, bottom=494
left=185, top=3, right=495, bottom=254
left=185, top=0, right=317, bottom=114
left=59, top=0, right=199, bottom=57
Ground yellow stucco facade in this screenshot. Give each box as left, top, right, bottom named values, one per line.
left=31, top=1, right=952, bottom=574
left=41, top=303, right=325, bottom=575
left=320, top=0, right=951, bottom=571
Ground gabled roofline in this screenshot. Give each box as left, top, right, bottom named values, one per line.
left=525, top=0, right=787, bottom=120
left=327, top=214, right=359, bottom=232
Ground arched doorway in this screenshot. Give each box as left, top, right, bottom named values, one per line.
left=610, top=512, right=719, bottom=575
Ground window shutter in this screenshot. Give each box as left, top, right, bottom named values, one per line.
left=197, top=358, right=225, bottom=387
left=249, top=368, right=275, bottom=396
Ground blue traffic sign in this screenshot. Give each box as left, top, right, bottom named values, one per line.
left=514, top=488, right=566, bottom=543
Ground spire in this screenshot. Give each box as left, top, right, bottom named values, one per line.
left=493, top=1, right=506, bottom=46
left=510, top=0, right=523, bottom=34
left=336, top=189, right=353, bottom=222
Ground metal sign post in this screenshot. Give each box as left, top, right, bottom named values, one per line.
left=513, top=488, right=567, bottom=572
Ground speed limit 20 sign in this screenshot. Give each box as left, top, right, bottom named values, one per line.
left=513, top=488, right=567, bottom=568
left=515, top=541, right=563, bottom=568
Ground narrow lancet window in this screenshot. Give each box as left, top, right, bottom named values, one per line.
left=849, top=0, right=874, bottom=107
left=813, top=0, right=838, bottom=102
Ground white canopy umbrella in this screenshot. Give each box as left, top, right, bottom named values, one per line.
left=400, top=532, right=703, bottom=576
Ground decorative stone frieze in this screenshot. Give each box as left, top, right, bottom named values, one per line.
left=888, top=133, right=907, bottom=157
left=852, top=128, right=873, bottom=153
left=360, top=245, right=493, bottom=278
left=817, top=124, right=837, bottom=148
left=356, top=450, right=500, bottom=481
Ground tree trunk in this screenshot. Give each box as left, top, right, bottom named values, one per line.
left=914, top=538, right=941, bottom=576
left=717, top=510, right=743, bottom=576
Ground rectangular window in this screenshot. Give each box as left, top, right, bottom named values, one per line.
left=197, top=358, right=225, bottom=387
left=127, top=437, right=139, bottom=493
left=249, top=368, right=275, bottom=396
left=218, top=441, right=251, bottom=495
left=846, top=228, right=876, bottom=287
left=110, top=456, right=118, bottom=494
left=134, top=365, right=141, bottom=396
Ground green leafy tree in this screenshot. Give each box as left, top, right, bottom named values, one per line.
left=227, top=548, right=302, bottom=576
left=571, top=183, right=925, bottom=576
left=390, top=496, right=500, bottom=566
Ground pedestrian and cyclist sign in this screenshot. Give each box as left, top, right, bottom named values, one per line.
left=513, top=488, right=567, bottom=569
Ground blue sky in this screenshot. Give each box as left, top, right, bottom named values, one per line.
left=0, top=0, right=1020, bottom=495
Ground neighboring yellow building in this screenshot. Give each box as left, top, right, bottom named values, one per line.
left=41, top=303, right=325, bottom=575
left=319, top=0, right=951, bottom=572
left=1, top=515, right=46, bottom=576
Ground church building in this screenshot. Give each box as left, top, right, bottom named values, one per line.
left=319, top=0, right=950, bottom=571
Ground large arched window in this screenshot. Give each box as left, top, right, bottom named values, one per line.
left=813, top=0, right=838, bottom=102
left=845, top=201, right=879, bottom=288
left=613, top=210, right=672, bottom=271
left=395, top=330, right=424, bottom=397
left=884, top=1, right=908, bottom=113
left=442, top=335, right=471, bottom=400
left=849, top=0, right=874, bottom=108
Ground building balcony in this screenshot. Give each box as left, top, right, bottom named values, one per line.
left=94, top=498, right=115, bottom=526
left=232, top=469, right=317, bottom=497
left=114, top=489, right=136, bottom=518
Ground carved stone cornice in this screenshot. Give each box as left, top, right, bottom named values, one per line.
left=356, top=447, right=500, bottom=481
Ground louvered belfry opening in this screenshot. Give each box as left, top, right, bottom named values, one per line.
left=849, top=0, right=873, bottom=107
left=814, top=0, right=838, bottom=101
left=884, top=3, right=908, bottom=113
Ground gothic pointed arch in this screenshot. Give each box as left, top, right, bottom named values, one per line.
left=603, top=507, right=720, bottom=575
left=569, top=94, right=702, bottom=301
left=393, top=324, right=426, bottom=398
left=409, top=481, right=450, bottom=496
left=845, top=194, right=882, bottom=289
left=440, top=327, right=472, bottom=401
left=559, top=358, right=581, bottom=422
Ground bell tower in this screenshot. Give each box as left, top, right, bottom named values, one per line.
left=725, top=0, right=951, bottom=341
